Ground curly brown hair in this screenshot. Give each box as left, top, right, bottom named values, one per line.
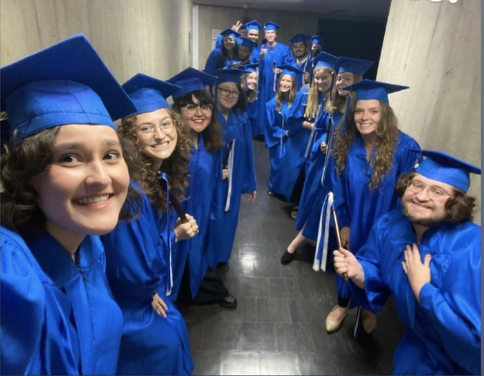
left=276, top=75, right=297, bottom=111
left=171, top=90, right=224, bottom=153
left=1, top=126, right=140, bottom=238
left=117, top=108, right=191, bottom=211
left=396, top=172, right=476, bottom=223
left=333, top=100, right=399, bottom=190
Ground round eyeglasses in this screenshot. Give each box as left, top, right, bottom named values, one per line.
left=406, top=179, right=451, bottom=202
left=181, top=103, right=213, bottom=114
left=218, top=87, right=240, bottom=98
left=137, top=120, right=174, bottom=135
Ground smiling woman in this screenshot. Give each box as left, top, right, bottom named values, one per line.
left=0, top=34, right=136, bottom=375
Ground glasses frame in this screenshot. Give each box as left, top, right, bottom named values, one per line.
left=406, top=179, right=452, bottom=202
left=218, top=86, right=240, bottom=98
left=136, top=120, right=175, bottom=135
left=181, top=103, right=213, bottom=114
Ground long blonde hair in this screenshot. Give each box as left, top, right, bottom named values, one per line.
left=333, top=100, right=399, bottom=190
left=304, top=66, right=334, bottom=119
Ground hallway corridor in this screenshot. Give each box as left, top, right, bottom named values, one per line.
left=180, top=139, right=405, bottom=375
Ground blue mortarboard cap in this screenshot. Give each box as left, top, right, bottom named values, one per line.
left=414, top=150, right=481, bottom=193
left=343, top=79, right=408, bottom=103
left=220, top=28, right=241, bottom=39
left=122, top=73, right=181, bottom=115
left=207, top=69, right=246, bottom=86
left=278, top=64, right=304, bottom=79
left=311, top=51, right=338, bottom=70
left=335, top=56, right=374, bottom=76
left=243, top=20, right=262, bottom=31
left=264, top=21, right=281, bottom=31
left=311, top=35, right=324, bottom=46
left=1, top=33, right=136, bottom=142
left=237, top=37, right=257, bottom=51
left=237, top=63, right=258, bottom=73
left=287, top=33, right=311, bottom=44
left=168, top=68, right=216, bottom=102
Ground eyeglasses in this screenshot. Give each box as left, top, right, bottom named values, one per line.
left=406, top=179, right=451, bottom=202
left=181, top=103, right=213, bottom=114
left=218, top=87, right=240, bottom=98
left=137, top=120, right=174, bottom=135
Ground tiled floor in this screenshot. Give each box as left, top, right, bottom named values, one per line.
left=180, top=139, right=405, bottom=375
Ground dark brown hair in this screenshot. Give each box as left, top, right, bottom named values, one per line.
left=396, top=172, right=476, bottom=223
left=1, top=126, right=140, bottom=238
left=117, top=108, right=191, bottom=211
left=172, top=90, right=224, bottom=153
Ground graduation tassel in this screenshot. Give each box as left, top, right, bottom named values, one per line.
left=224, top=140, right=235, bottom=212
left=279, top=112, right=286, bottom=158
left=272, top=60, right=277, bottom=92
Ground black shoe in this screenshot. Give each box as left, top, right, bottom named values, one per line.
left=219, top=294, right=237, bottom=309
left=281, top=249, right=296, bottom=265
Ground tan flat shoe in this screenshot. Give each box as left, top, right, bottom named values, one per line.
left=325, top=305, right=347, bottom=332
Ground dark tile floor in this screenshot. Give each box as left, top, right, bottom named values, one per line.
left=180, top=140, right=405, bottom=375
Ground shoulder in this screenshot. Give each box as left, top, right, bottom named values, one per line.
left=396, top=131, right=420, bottom=150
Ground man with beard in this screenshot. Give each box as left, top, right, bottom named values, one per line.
left=332, top=150, right=481, bottom=375
left=287, top=33, right=312, bottom=87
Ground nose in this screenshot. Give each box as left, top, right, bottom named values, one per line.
left=415, top=187, right=431, bottom=201
left=85, top=160, right=111, bottom=187
left=153, top=125, right=166, bottom=139
left=194, top=106, right=204, bottom=115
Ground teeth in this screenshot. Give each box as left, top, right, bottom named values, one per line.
left=75, top=195, right=110, bottom=205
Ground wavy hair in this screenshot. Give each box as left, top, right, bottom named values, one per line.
left=171, top=90, right=224, bottom=153
left=117, top=109, right=191, bottom=211
left=396, top=172, right=476, bottom=223
left=333, top=100, right=399, bottom=190
left=304, top=67, right=334, bottom=119
left=1, top=127, right=140, bottom=238
left=275, top=74, right=297, bottom=111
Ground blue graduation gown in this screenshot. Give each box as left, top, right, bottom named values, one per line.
left=265, top=92, right=309, bottom=202
left=28, top=233, right=122, bottom=375
left=204, top=48, right=236, bottom=71
left=246, top=98, right=260, bottom=136
left=101, top=192, right=194, bottom=375
left=296, top=110, right=342, bottom=241
left=1, top=227, right=79, bottom=375
left=331, top=132, right=420, bottom=299
left=208, top=109, right=257, bottom=265
left=255, top=42, right=294, bottom=139
left=351, top=210, right=481, bottom=375
left=171, top=135, right=224, bottom=300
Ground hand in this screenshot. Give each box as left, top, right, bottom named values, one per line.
left=260, top=48, right=268, bottom=57
left=231, top=20, right=242, bottom=32
left=222, top=168, right=229, bottom=180
left=151, top=292, right=168, bottom=318
left=340, top=227, right=350, bottom=249
left=402, top=244, right=432, bottom=303
left=333, top=247, right=364, bottom=288
left=247, top=191, right=256, bottom=203
left=273, top=68, right=282, bottom=75
left=173, top=214, right=199, bottom=241
left=320, top=142, right=327, bottom=153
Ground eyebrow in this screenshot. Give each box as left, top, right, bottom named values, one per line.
left=53, top=138, right=120, bottom=152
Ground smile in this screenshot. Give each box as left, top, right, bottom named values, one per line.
left=151, top=141, right=170, bottom=149
left=74, top=194, right=111, bottom=206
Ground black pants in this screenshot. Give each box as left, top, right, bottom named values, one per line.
left=177, top=264, right=229, bottom=306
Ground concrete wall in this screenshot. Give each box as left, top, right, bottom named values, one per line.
left=1, top=0, right=193, bottom=83
left=197, top=5, right=324, bottom=69
left=378, top=0, right=481, bottom=222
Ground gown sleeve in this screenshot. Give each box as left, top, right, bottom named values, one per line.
left=265, top=99, right=284, bottom=148
left=204, top=48, right=222, bottom=71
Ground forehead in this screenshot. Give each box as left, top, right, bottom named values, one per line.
left=248, top=29, right=258, bottom=35
left=412, top=173, right=454, bottom=192
left=292, top=42, right=306, bottom=48
left=355, top=99, right=380, bottom=108
left=314, top=70, right=331, bottom=78
left=223, top=36, right=235, bottom=42
left=219, top=81, right=238, bottom=89
left=281, top=74, right=294, bottom=81
left=338, top=72, right=354, bottom=79
left=136, top=107, right=170, bottom=123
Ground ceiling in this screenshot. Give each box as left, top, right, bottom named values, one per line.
left=193, top=0, right=391, bottom=22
